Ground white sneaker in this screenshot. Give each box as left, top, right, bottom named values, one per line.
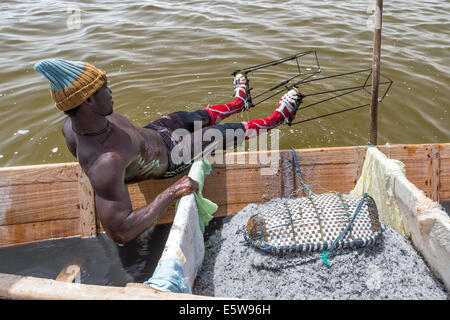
left=233, top=72, right=253, bottom=110
left=275, top=87, right=303, bottom=125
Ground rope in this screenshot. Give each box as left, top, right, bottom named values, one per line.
left=322, top=192, right=369, bottom=267
left=291, top=147, right=314, bottom=196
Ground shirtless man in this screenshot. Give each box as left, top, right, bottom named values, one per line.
left=34, top=58, right=302, bottom=244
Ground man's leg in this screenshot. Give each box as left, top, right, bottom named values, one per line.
left=241, top=87, right=302, bottom=138
left=174, top=87, right=303, bottom=162
left=171, top=122, right=245, bottom=166
left=157, top=82, right=301, bottom=177
left=200, top=73, right=252, bottom=125
left=168, top=109, right=211, bottom=132
left=153, top=72, right=251, bottom=134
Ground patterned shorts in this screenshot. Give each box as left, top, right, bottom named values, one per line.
left=144, top=113, right=195, bottom=179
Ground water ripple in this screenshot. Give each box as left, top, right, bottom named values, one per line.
left=0, top=0, right=449, bottom=166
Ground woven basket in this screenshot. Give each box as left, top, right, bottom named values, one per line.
left=244, top=192, right=382, bottom=253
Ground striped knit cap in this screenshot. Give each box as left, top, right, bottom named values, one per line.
left=34, top=58, right=107, bottom=111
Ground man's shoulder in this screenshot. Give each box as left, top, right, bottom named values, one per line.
left=61, top=117, right=78, bottom=157
left=88, top=152, right=125, bottom=174
left=62, top=117, right=71, bottom=133
left=85, top=152, right=127, bottom=193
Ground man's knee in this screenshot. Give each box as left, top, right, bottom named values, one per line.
left=174, top=110, right=210, bottom=131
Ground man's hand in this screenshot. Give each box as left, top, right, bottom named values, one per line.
left=172, top=176, right=199, bottom=198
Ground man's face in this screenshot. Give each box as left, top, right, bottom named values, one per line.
left=91, top=82, right=114, bottom=116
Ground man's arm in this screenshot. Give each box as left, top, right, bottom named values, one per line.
left=87, top=152, right=198, bottom=244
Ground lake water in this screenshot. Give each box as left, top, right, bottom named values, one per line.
left=0, top=217, right=225, bottom=286
left=0, top=0, right=448, bottom=166
left=0, top=224, right=171, bottom=286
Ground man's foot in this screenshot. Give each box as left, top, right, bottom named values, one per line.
left=275, top=87, right=303, bottom=125
left=201, top=72, right=253, bottom=125
left=241, top=87, right=303, bottom=139
left=233, top=72, right=253, bottom=111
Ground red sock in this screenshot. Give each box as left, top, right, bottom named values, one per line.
left=201, top=97, right=244, bottom=125
left=202, top=89, right=247, bottom=125
left=242, top=111, right=285, bottom=139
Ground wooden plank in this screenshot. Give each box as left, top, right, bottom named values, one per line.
left=294, top=163, right=357, bottom=196
left=127, top=166, right=282, bottom=225
left=126, top=282, right=158, bottom=289
left=291, top=146, right=359, bottom=166
left=56, top=264, right=81, bottom=283
left=292, top=144, right=446, bottom=198
left=354, top=146, right=367, bottom=184
left=0, top=163, right=78, bottom=187
left=127, top=175, right=179, bottom=211
left=208, top=150, right=275, bottom=168
left=439, top=143, right=450, bottom=159
left=0, top=162, right=82, bottom=247
left=203, top=167, right=282, bottom=205
left=372, top=144, right=450, bottom=201
left=428, top=145, right=440, bottom=202
left=0, top=272, right=217, bottom=300
left=293, top=146, right=360, bottom=196
left=426, top=146, right=433, bottom=199
left=127, top=175, right=179, bottom=226
left=78, top=167, right=96, bottom=237
left=0, top=218, right=80, bottom=247
left=404, top=161, right=429, bottom=190
left=0, top=181, right=80, bottom=226
left=440, top=160, right=450, bottom=201
left=377, top=144, right=431, bottom=162
left=438, top=144, right=450, bottom=201
left=378, top=144, right=430, bottom=193
left=280, top=150, right=296, bottom=198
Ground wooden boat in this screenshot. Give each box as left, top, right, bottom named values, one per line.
left=0, top=143, right=449, bottom=299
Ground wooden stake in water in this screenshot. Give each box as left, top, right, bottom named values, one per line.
left=369, top=0, right=383, bottom=145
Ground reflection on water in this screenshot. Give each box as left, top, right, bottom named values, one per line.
left=0, top=0, right=448, bottom=166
